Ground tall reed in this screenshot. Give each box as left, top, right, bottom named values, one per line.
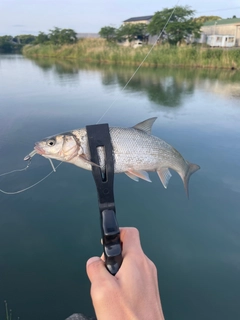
left=22, top=39, right=240, bottom=69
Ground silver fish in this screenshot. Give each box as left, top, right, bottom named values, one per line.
left=26, top=118, right=200, bottom=196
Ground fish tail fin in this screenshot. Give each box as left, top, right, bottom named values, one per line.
left=183, top=162, right=200, bottom=198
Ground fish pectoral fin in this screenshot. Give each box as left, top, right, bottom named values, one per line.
left=133, top=117, right=157, bottom=135
left=157, top=168, right=172, bottom=188
left=127, top=169, right=152, bottom=182
left=79, top=154, right=100, bottom=167
left=125, top=172, right=139, bottom=182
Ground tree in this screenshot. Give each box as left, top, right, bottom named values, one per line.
left=48, top=27, right=77, bottom=45
left=49, top=27, right=62, bottom=44
left=60, top=28, right=78, bottom=44
left=193, top=16, right=222, bottom=23
left=148, top=6, right=202, bottom=45
left=117, top=23, right=147, bottom=42
left=35, top=32, right=49, bottom=44
left=0, top=35, right=14, bottom=52
left=0, top=34, right=36, bottom=52
left=99, top=26, right=117, bottom=41
left=13, top=34, right=36, bottom=44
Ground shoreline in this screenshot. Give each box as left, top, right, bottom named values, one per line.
left=22, top=38, right=240, bottom=70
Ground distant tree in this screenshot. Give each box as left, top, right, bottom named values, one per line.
left=60, top=28, right=78, bottom=44
left=48, top=27, right=77, bottom=45
left=148, top=6, right=202, bottom=45
left=0, top=34, right=36, bottom=52
left=99, top=26, right=117, bottom=41
left=13, top=34, right=36, bottom=45
left=232, top=15, right=237, bottom=18
left=49, top=27, right=62, bottom=44
left=34, top=32, right=49, bottom=44
left=117, top=23, right=147, bottom=42
left=193, top=16, right=222, bottom=23
left=0, top=35, right=15, bottom=52
left=116, top=24, right=130, bottom=42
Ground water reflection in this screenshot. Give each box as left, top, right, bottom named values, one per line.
left=27, top=57, right=240, bottom=107
left=29, top=57, right=79, bottom=75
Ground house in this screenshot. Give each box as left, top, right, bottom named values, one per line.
left=206, top=35, right=235, bottom=47
left=122, top=15, right=158, bottom=45
left=123, top=15, right=153, bottom=25
left=200, top=18, right=240, bottom=47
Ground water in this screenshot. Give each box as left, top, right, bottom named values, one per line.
left=0, top=54, right=240, bottom=320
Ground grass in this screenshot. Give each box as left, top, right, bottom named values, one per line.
left=22, top=38, right=240, bottom=70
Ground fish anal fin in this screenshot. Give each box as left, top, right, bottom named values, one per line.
left=133, top=118, right=157, bottom=135
left=127, top=169, right=152, bottom=182
left=125, top=172, right=139, bottom=182
left=157, top=168, right=172, bottom=189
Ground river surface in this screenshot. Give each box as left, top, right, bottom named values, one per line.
left=0, top=54, right=240, bottom=320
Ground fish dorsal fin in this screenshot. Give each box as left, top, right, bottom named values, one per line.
left=133, top=117, right=157, bottom=135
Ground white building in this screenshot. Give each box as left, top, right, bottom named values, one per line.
left=201, top=18, right=240, bottom=47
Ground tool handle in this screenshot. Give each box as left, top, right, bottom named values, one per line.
left=86, top=123, right=123, bottom=275
left=101, top=209, right=122, bottom=275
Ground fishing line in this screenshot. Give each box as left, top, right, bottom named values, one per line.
left=0, top=163, right=31, bottom=177
left=0, top=161, right=62, bottom=195
left=0, top=145, right=60, bottom=193
left=96, top=2, right=179, bottom=124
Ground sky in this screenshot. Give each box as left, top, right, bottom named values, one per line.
left=0, top=0, right=240, bottom=36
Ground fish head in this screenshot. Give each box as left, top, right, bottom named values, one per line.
left=34, top=133, right=80, bottom=162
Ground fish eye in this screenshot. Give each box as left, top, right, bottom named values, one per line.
left=47, top=139, right=56, bottom=147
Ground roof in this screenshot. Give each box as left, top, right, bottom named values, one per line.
left=123, top=15, right=153, bottom=23
left=203, top=18, right=240, bottom=26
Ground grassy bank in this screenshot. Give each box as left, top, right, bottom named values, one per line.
left=22, top=38, right=240, bottom=69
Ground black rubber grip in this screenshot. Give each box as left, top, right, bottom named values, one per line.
left=86, top=123, right=123, bottom=275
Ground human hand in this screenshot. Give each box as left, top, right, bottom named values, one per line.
left=86, top=227, right=165, bottom=320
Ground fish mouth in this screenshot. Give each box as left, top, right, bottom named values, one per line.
left=34, top=144, right=45, bottom=155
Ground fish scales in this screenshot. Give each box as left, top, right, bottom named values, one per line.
left=108, top=127, right=181, bottom=173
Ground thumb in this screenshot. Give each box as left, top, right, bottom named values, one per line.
left=86, top=256, right=111, bottom=284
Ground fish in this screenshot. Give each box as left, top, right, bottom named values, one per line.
left=25, top=118, right=200, bottom=197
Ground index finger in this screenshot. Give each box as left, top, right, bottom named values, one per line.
left=120, top=227, right=143, bottom=256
